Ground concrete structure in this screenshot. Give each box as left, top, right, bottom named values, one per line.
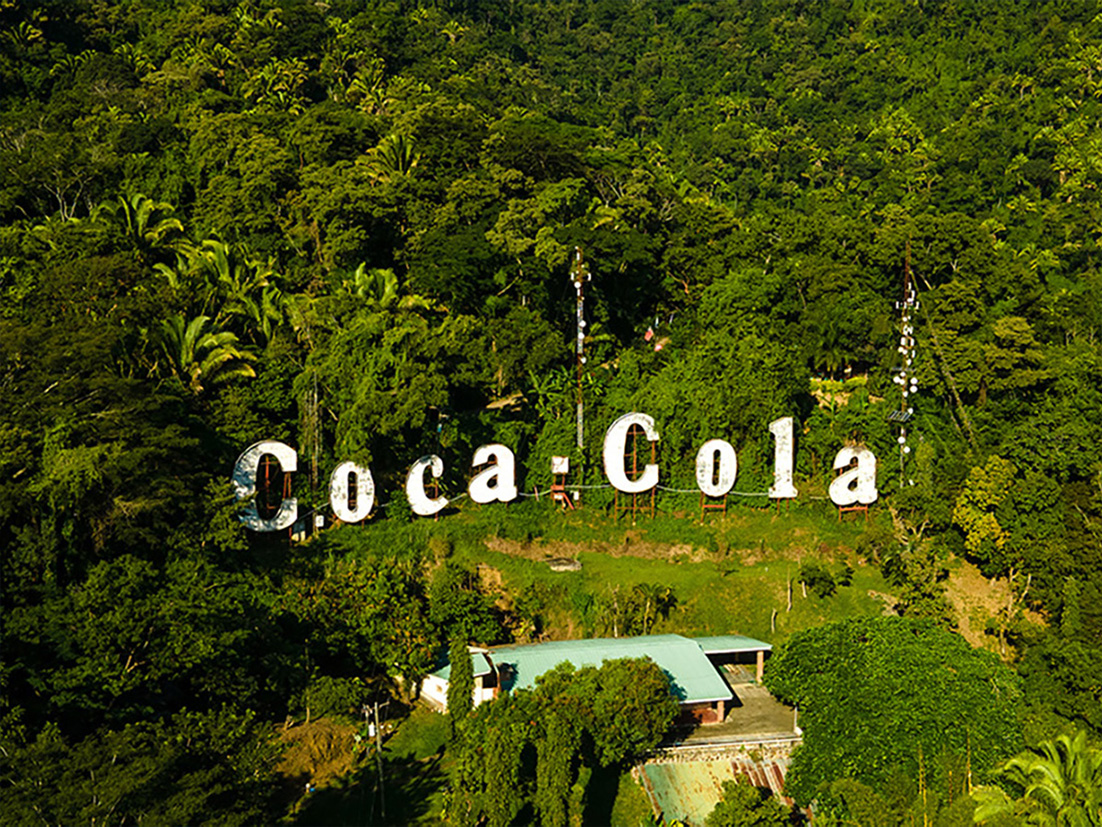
left=638, top=738, right=804, bottom=825
left=420, top=633, right=772, bottom=724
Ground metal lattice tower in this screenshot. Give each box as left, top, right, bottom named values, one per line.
left=891, top=243, right=920, bottom=486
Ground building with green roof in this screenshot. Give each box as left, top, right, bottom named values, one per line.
left=420, top=633, right=771, bottom=725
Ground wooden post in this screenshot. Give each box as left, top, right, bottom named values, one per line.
left=756, top=650, right=765, bottom=682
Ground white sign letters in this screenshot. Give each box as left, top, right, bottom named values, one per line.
left=695, top=439, right=738, bottom=498
left=233, top=440, right=298, bottom=531
left=768, top=417, right=799, bottom=499
left=469, top=444, right=518, bottom=504
left=829, top=445, right=878, bottom=507
left=329, top=461, right=375, bottom=523
left=602, top=412, right=660, bottom=494
left=407, top=455, right=449, bottom=517
left=236, top=413, right=880, bottom=530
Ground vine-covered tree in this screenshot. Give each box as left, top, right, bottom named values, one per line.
left=765, top=617, right=1022, bottom=805
left=447, top=636, right=475, bottom=733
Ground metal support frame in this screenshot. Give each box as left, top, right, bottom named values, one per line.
left=837, top=504, right=869, bottom=521
left=700, top=491, right=727, bottom=521
left=834, top=456, right=868, bottom=520
left=550, top=472, right=575, bottom=510
left=427, top=477, right=441, bottom=522
left=614, top=425, right=656, bottom=522
left=258, top=453, right=295, bottom=539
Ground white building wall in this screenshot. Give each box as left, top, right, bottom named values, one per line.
left=421, top=675, right=449, bottom=710
left=420, top=674, right=496, bottom=712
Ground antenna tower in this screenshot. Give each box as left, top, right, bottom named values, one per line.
left=891, top=241, right=919, bottom=486
left=571, top=248, right=590, bottom=451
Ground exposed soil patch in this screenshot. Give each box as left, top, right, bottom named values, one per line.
left=866, top=590, right=900, bottom=616
left=275, top=717, right=360, bottom=799
left=945, top=558, right=1045, bottom=652
left=477, top=562, right=504, bottom=591
left=483, top=535, right=709, bottom=563
left=484, top=536, right=589, bottom=561
left=483, top=530, right=853, bottom=569
left=946, top=559, right=1006, bottom=650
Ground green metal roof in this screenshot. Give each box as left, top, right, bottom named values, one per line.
left=434, top=650, right=494, bottom=681
left=691, top=635, right=772, bottom=654
left=484, top=634, right=733, bottom=704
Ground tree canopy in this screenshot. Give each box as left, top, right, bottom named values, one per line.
left=3, top=0, right=1102, bottom=823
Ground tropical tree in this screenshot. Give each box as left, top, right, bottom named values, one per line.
left=633, top=582, right=676, bottom=635
left=447, top=635, right=474, bottom=733
left=974, top=731, right=1102, bottom=826
left=764, top=617, right=1022, bottom=806
left=93, top=193, right=183, bottom=261
left=155, top=239, right=277, bottom=323
left=152, top=314, right=256, bottom=394
left=705, top=778, right=791, bottom=827
left=225, top=284, right=287, bottom=347
left=366, top=133, right=419, bottom=183
left=341, top=263, right=400, bottom=307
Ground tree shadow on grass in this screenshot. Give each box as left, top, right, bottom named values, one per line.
left=585, top=763, right=623, bottom=827
left=288, top=751, right=446, bottom=827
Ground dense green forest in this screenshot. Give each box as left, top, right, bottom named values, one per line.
left=3, top=0, right=1102, bottom=824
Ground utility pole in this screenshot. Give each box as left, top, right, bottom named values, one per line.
left=373, top=700, right=385, bottom=821
left=571, top=247, right=590, bottom=452
left=570, top=248, right=590, bottom=508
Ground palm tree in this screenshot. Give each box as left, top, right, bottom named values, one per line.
left=633, top=583, right=675, bottom=635
left=338, top=264, right=433, bottom=314
left=365, top=133, right=419, bottom=182
left=94, top=193, right=183, bottom=261
left=807, top=314, right=850, bottom=379
left=342, top=264, right=399, bottom=307
left=194, top=239, right=275, bottom=311
left=226, top=284, right=287, bottom=347
left=973, top=730, right=1102, bottom=826
left=156, top=239, right=276, bottom=324
left=153, top=315, right=256, bottom=395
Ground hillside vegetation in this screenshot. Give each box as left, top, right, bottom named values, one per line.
left=3, top=2, right=1102, bottom=825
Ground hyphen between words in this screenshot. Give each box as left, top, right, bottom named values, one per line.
left=233, top=413, right=879, bottom=532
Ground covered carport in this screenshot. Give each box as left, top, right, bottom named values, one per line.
left=692, top=635, right=771, bottom=683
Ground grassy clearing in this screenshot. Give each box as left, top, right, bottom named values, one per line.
left=461, top=543, right=892, bottom=644
left=415, top=499, right=894, bottom=644
left=385, top=704, right=449, bottom=760
left=319, top=496, right=894, bottom=644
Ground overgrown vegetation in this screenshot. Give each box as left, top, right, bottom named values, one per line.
left=4, top=1, right=1102, bottom=825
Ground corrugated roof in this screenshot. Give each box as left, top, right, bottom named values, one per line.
left=692, top=634, right=772, bottom=654
left=434, top=650, right=494, bottom=680
left=485, top=634, right=733, bottom=704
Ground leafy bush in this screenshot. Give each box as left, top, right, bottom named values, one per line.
left=296, top=676, right=369, bottom=721
left=798, top=562, right=837, bottom=598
